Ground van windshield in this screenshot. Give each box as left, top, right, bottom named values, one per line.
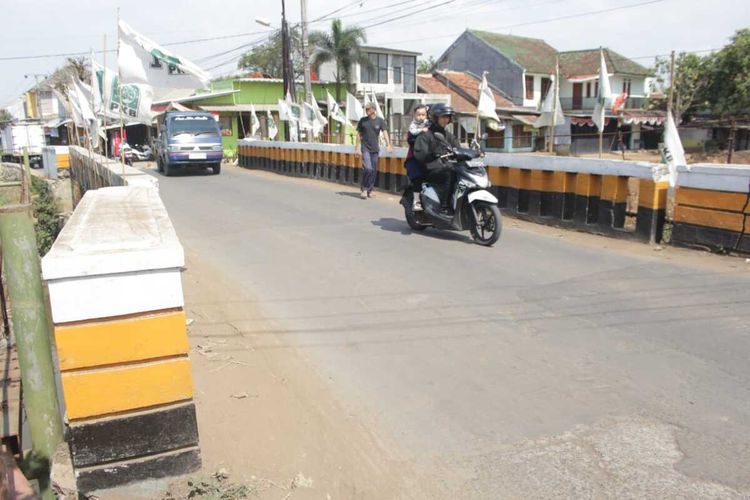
left=170, top=116, right=219, bottom=136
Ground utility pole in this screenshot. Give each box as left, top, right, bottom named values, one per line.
left=0, top=149, right=64, bottom=499
left=549, top=56, right=559, bottom=154
left=667, top=50, right=675, bottom=116
left=301, top=0, right=312, bottom=104
left=280, top=0, right=294, bottom=140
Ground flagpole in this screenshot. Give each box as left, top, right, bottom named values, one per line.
left=102, top=34, right=109, bottom=157
left=549, top=57, right=559, bottom=154
left=117, top=8, right=126, bottom=174
left=598, top=47, right=604, bottom=158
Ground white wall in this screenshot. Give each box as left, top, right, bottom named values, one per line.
left=522, top=73, right=552, bottom=108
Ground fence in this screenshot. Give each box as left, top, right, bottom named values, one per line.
left=237, top=140, right=668, bottom=243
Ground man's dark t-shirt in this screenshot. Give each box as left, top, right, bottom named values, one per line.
left=357, top=116, right=388, bottom=153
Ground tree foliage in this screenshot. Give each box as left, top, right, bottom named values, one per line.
left=701, top=28, right=750, bottom=119
left=310, top=19, right=371, bottom=102
left=0, top=109, right=13, bottom=126
left=238, top=26, right=324, bottom=81
left=417, top=56, right=436, bottom=74
left=651, top=52, right=711, bottom=124
left=47, top=56, right=90, bottom=95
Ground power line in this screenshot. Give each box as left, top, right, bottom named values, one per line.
left=490, top=0, right=664, bottom=30
left=361, top=0, right=458, bottom=29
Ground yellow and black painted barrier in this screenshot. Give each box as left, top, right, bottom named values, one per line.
left=672, top=164, right=750, bottom=252
left=239, top=140, right=672, bottom=243
left=42, top=185, right=199, bottom=492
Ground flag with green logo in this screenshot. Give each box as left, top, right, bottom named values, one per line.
left=118, top=19, right=210, bottom=90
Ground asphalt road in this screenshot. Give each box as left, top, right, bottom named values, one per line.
left=147, top=162, right=750, bottom=499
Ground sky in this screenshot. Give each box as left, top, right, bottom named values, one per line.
left=2, top=0, right=749, bottom=107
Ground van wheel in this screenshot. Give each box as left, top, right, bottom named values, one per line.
left=156, top=157, right=163, bottom=172
left=212, top=164, right=221, bottom=175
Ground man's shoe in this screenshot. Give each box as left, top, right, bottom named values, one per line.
left=367, top=191, right=375, bottom=198
left=360, top=191, right=367, bottom=199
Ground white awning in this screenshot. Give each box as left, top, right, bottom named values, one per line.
left=200, top=104, right=277, bottom=113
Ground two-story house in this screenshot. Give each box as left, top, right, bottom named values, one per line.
left=316, top=45, right=450, bottom=143
left=435, top=30, right=662, bottom=153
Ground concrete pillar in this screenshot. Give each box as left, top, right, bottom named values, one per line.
left=41, top=186, right=200, bottom=493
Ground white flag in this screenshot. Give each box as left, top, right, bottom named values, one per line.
left=300, top=102, right=314, bottom=132
left=592, top=49, right=612, bottom=131
left=92, top=59, right=153, bottom=123
left=250, top=104, right=260, bottom=137
left=266, top=110, right=278, bottom=140
left=660, top=111, right=687, bottom=187
left=310, top=97, right=327, bottom=139
left=366, top=90, right=384, bottom=119
left=277, top=99, right=290, bottom=121
left=118, top=19, right=210, bottom=90
left=326, top=90, right=346, bottom=124
left=478, top=72, right=500, bottom=121
left=534, top=86, right=565, bottom=128
left=346, top=91, right=364, bottom=122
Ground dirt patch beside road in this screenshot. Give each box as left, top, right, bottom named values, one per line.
left=174, top=250, right=422, bottom=499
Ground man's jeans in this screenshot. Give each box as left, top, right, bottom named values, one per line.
left=360, top=148, right=379, bottom=193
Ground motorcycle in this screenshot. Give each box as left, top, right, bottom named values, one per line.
left=131, top=144, right=153, bottom=161
left=400, top=133, right=502, bottom=246
left=120, top=143, right=134, bottom=166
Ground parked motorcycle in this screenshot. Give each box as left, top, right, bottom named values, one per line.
left=400, top=133, right=502, bottom=246
left=131, top=144, right=153, bottom=161
left=120, top=143, right=134, bottom=166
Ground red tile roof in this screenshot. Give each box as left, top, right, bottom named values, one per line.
left=417, top=71, right=517, bottom=114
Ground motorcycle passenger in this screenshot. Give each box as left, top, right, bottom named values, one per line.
left=413, top=103, right=461, bottom=213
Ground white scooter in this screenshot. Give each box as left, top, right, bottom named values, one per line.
left=401, top=134, right=502, bottom=246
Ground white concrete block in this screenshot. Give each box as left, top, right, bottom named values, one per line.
left=42, top=186, right=184, bottom=280
left=47, top=268, right=184, bottom=324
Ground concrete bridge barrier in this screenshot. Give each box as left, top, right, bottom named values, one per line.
left=41, top=182, right=199, bottom=492
left=673, top=164, right=750, bottom=252
left=238, top=140, right=668, bottom=243
left=69, top=146, right=157, bottom=203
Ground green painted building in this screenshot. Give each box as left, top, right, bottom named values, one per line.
left=177, top=78, right=349, bottom=156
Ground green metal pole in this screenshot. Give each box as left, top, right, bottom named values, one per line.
left=0, top=150, right=63, bottom=499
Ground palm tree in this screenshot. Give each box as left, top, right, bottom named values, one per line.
left=311, top=19, right=371, bottom=103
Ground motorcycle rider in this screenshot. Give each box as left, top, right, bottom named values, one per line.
left=413, top=103, right=461, bottom=213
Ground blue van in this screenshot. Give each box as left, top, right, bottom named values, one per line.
left=156, top=111, right=223, bottom=176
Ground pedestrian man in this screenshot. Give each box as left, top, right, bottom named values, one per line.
left=355, top=102, right=393, bottom=199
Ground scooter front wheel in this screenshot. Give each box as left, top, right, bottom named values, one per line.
left=470, top=202, right=502, bottom=246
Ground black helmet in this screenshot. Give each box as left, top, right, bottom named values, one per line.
left=429, top=103, right=454, bottom=122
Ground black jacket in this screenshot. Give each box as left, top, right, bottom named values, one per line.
left=413, top=124, right=461, bottom=171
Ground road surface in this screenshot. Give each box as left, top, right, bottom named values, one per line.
left=146, top=162, right=750, bottom=499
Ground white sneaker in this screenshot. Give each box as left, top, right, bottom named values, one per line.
left=360, top=191, right=367, bottom=199
left=412, top=193, right=423, bottom=211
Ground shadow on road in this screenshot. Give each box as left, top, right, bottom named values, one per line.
left=336, top=191, right=365, bottom=200
left=371, top=217, right=474, bottom=244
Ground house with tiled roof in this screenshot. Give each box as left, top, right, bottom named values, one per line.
left=435, top=30, right=661, bottom=153
left=436, top=30, right=558, bottom=108
left=417, top=70, right=541, bottom=152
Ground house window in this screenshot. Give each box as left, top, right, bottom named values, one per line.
left=486, top=128, right=505, bottom=149
left=361, top=52, right=388, bottom=84
left=392, top=55, right=402, bottom=84
left=512, top=124, right=532, bottom=149
left=541, top=77, right=551, bottom=98
left=622, top=78, right=631, bottom=95
left=586, top=82, right=591, bottom=98
left=525, top=75, right=534, bottom=99
left=403, top=56, right=416, bottom=92
left=595, top=81, right=599, bottom=97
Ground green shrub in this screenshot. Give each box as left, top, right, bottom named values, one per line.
left=30, top=176, right=61, bottom=256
